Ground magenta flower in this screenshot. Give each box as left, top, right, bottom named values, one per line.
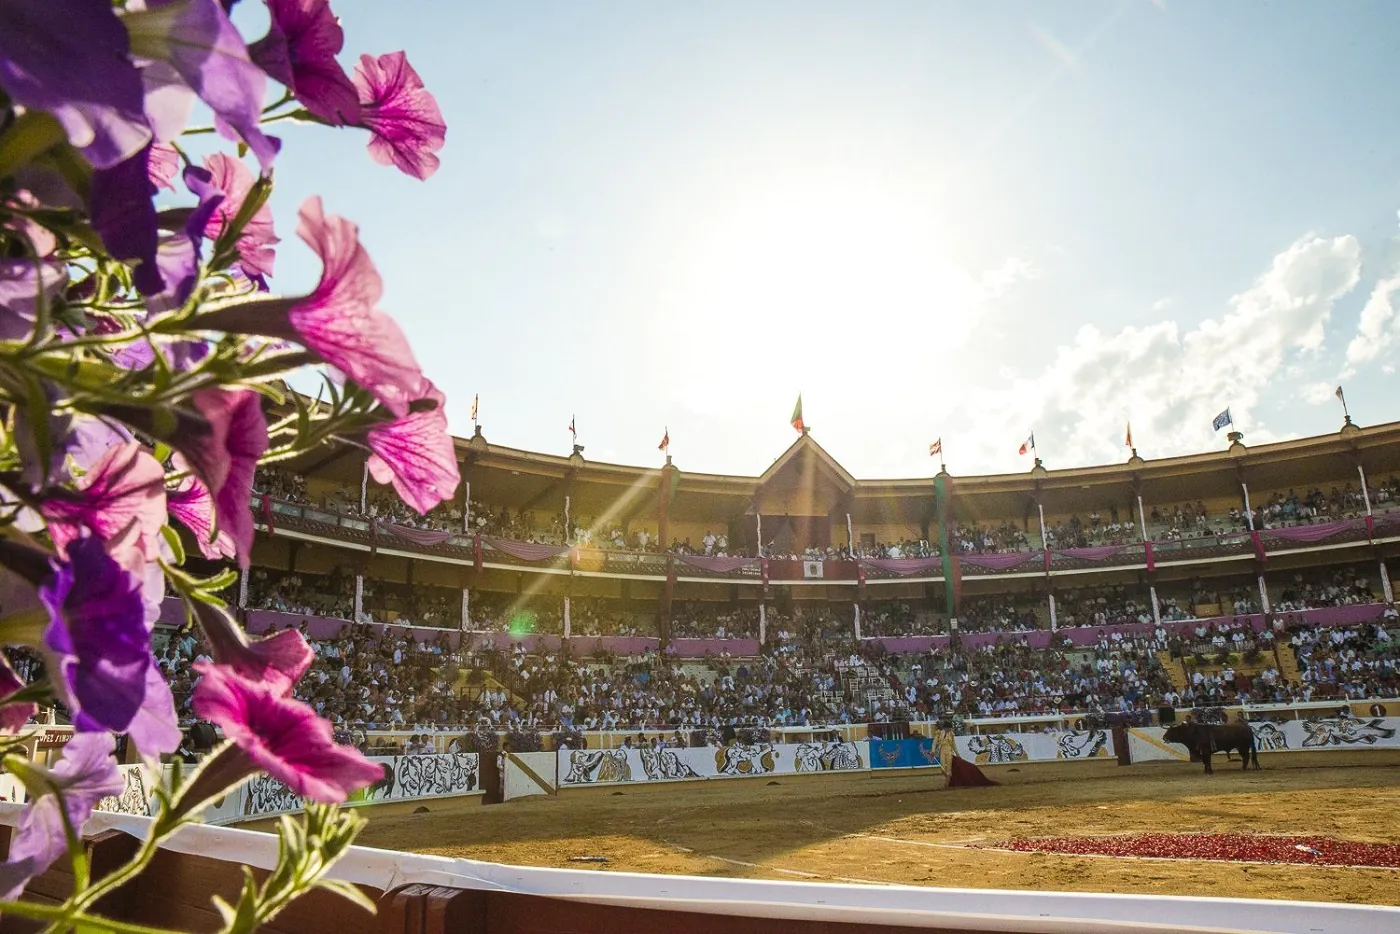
left=39, top=536, right=155, bottom=740
left=352, top=51, right=446, bottom=181
left=125, top=663, right=183, bottom=759
left=0, top=0, right=151, bottom=169
left=148, top=143, right=181, bottom=191
left=0, top=732, right=123, bottom=901
left=192, top=601, right=313, bottom=696
left=188, top=388, right=268, bottom=567
left=197, top=197, right=425, bottom=418
left=0, top=656, right=37, bottom=733
left=41, top=441, right=167, bottom=563
left=167, top=472, right=237, bottom=561
left=366, top=382, right=461, bottom=514
left=193, top=662, right=383, bottom=802
left=202, top=153, right=279, bottom=281
left=123, top=0, right=280, bottom=171
left=250, top=0, right=361, bottom=125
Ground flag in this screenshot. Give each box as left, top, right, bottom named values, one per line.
left=791, top=394, right=805, bottom=433
left=929, top=438, right=942, bottom=457
left=658, top=427, right=669, bottom=452
left=1335, top=385, right=1345, bottom=401
left=1125, top=422, right=1133, bottom=449
left=568, top=415, right=576, bottom=438
left=1212, top=408, right=1232, bottom=432
left=470, top=393, right=478, bottom=421
left=1018, top=432, right=1035, bottom=456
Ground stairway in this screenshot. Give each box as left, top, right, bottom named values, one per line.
left=1157, top=651, right=1189, bottom=692
left=1274, top=644, right=1303, bottom=685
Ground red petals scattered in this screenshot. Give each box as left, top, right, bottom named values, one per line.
left=988, top=833, right=1400, bottom=869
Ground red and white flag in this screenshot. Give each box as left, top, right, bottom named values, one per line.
left=1018, top=432, right=1035, bottom=456
left=658, top=427, right=669, bottom=452
left=928, top=438, right=942, bottom=457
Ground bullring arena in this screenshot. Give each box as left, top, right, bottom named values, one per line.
left=357, top=745, right=1400, bottom=908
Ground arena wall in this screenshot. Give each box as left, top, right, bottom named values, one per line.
left=1127, top=716, right=1400, bottom=763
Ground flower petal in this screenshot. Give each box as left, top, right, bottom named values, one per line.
left=366, top=383, right=460, bottom=514
left=41, top=441, right=167, bottom=561
left=352, top=51, right=445, bottom=180
left=249, top=0, right=360, bottom=125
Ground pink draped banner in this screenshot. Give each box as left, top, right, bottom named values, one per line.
left=482, top=537, right=568, bottom=561
left=677, top=555, right=761, bottom=573
left=1054, top=545, right=1135, bottom=561
left=959, top=551, right=1042, bottom=571
left=1259, top=518, right=1366, bottom=544
left=860, top=557, right=943, bottom=575
left=375, top=520, right=454, bottom=547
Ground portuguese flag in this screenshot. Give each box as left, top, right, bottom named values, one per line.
left=791, top=394, right=805, bottom=433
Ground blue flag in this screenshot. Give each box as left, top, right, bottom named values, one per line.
left=1212, top=408, right=1232, bottom=432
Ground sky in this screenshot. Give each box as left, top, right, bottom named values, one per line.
left=230, top=0, right=1400, bottom=479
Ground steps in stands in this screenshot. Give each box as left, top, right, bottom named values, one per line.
left=1156, top=650, right=1189, bottom=692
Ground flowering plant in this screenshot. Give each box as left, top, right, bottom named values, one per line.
left=0, top=0, right=455, bottom=928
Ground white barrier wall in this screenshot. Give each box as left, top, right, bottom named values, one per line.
left=953, top=729, right=1115, bottom=765
left=504, top=751, right=557, bottom=800
left=84, top=753, right=483, bottom=823
left=558, top=741, right=870, bottom=787
left=1129, top=716, right=1400, bottom=763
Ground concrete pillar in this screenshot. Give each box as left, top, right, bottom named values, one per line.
left=1380, top=559, right=1393, bottom=604
left=853, top=603, right=862, bottom=640
left=563, top=595, right=571, bottom=639
left=461, top=588, right=470, bottom=631
left=238, top=566, right=248, bottom=609
left=759, top=603, right=767, bottom=643
left=354, top=573, right=364, bottom=621
left=1149, top=585, right=1161, bottom=626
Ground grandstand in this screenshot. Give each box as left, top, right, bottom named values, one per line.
left=194, top=415, right=1400, bottom=747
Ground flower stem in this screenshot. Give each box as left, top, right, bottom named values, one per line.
left=0, top=898, right=181, bottom=934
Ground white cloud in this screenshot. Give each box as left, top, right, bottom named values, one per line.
left=1300, top=381, right=1340, bottom=405
left=978, top=257, right=1040, bottom=299
left=956, top=234, right=1362, bottom=472
left=1345, top=273, right=1400, bottom=367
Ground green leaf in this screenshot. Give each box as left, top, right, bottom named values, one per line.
left=0, top=111, right=67, bottom=178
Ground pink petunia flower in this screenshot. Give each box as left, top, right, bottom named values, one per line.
left=366, top=381, right=460, bottom=514
left=352, top=51, right=445, bottom=181
left=0, top=733, right=123, bottom=900
left=249, top=0, right=361, bottom=125
left=41, top=441, right=166, bottom=562
left=192, top=662, right=383, bottom=802
left=0, top=656, right=37, bottom=733
left=147, top=142, right=181, bottom=191
left=188, top=388, right=268, bottom=568
left=201, top=152, right=278, bottom=281
left=167, top=470, right=238, bottom=561
left=196, top=198, right=425, bottom=418
left=191, top=601, right=313, bottom=697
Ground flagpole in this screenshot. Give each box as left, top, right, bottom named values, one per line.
left=1339, top=387, right=1351, bottom=423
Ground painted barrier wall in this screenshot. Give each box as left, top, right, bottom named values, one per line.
left=1128, top=716, right=1400, bottom=763
left=558, top=741, right=877, bottom=787
left=83, top=752, right=482, bottom=823
left=953, top=729, right=1116, bottom=765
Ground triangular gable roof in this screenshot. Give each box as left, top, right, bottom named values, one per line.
left=757, top=432, right=857, bottom=491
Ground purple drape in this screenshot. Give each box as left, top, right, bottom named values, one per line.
left=244, top=609, right=459, bottom=645
left=482, top=537, right=568, bottom=561
left=677, top=555, right=760, bottom=573
left=376, top=520, right=454, bottom=547
left=960, top=551, right=1041, bottom=571
left=860, top=557, right=943, bottom=575
left=1054, top=545, right=1133, bottom=561
left=1259, top=518, right=1364, bottom=543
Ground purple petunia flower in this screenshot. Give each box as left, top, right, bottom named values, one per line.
left=41, top=441, right=167, bottom=563
left=191, top=601, right=313, bottom=696
left=90, top=144, right=163, bottom=296
left=187, top=388, right=268, bottom=567
left=202, top=153, right=279, bottom=281
left=125, top=663, right=182, bottom=759
left=123, top=0, right=280, bottom=172
left=0, top=656, right=37, bottom=733
left=167, top=467, right=237, bottom=561
left=144, top=162, right=227, bottom=312
left=0, top=0, right=151, bottom=169
left=0, top=260, right=67, bottom=342
left=39, top=537, right=154, bottom=739
left=0, top=732, right=123, bottom=901
left=193, top=662, right=383, bottom=801
left=366, top=381, right=461, bottom=514
left=197, top=197, right=426, bottom=418
left=352, top=51, right=445, bottom=180
left=249, top=0, right=361, bottom=126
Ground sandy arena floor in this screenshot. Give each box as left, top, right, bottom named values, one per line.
left=355, top=754, right=1400, bottom=906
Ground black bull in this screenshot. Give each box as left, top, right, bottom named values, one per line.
left=1162, top=722, right=1260, bottom=774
